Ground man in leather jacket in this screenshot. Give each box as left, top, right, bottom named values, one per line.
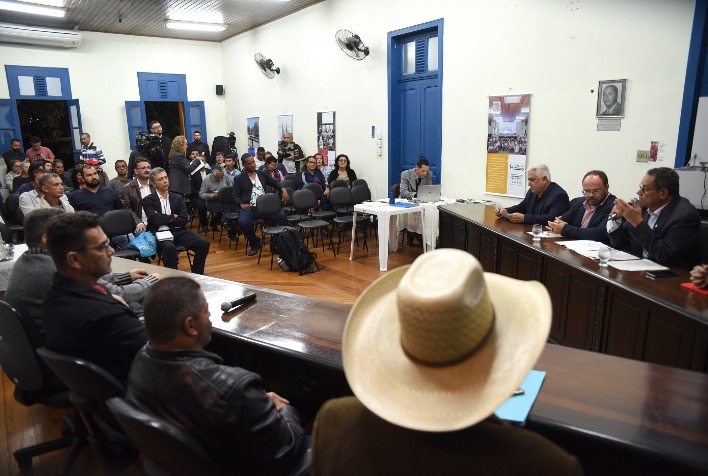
left=127, top=277, right=309, bottom=476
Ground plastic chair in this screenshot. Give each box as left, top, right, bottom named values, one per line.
left=217, top=186, right=240, bottom=248
left=292, top=189, right=332, bottom=254
left=255, top=193, right=296, bottom=270
left=351, top=179, right=368, bottom=188
left=329, top=187, right=368, bottom=256
left=304, top=183, right=336, bottom=221
left=329, top=179, right=348, bottom=190
left=0, top=300, right=86, bottom=474
left=107, top=397, right=222, bottom=476
left=281, top=179, right=298, bottom=191
left=5, top=192, right=25, bottom=242
left=36, top=347, right=137, bottom=471
left=102, top=210, right=141, bottom=260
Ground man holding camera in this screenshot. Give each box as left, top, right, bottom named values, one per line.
left=278, top=132, right=304, bottom=174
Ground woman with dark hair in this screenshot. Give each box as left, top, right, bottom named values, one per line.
left=326, top=154, right=358, bottom=197
left=299, top=156, right=329, bottom=210
left=168, top=135, right=203, bottom=196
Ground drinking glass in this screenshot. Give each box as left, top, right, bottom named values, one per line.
left=598, top=246, right=611, bottom=267
left=532, top=224, right=542, bottom=241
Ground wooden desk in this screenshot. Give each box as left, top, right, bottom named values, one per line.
left=111, top=258, right=708, bottom=474
left=438, top=203, right=708, bottom=373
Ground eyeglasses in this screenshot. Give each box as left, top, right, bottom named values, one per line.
left=638, top=184, right=655, bottom=193
left=338, top=159, right=348, bottom=163
left=76, top=239, right=112, bottom=253
left=581, top=188, right=603, bottom=195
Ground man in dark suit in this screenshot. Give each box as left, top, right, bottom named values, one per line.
left=41, top=212, right=147, bottom=383
left=399, top=156, right=432, bottom=200
left=233, top=153, right=290, bottom=256
left=495, top=164, right=569, bottom=224
left=120, top=157, right=155, bottom=235
left=141, top=168, right=210, bottom=274
left=546, top=170, right=615, bottom=244
left=608, top=167, right=701, bottom=269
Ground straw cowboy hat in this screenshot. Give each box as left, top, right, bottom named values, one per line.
left=342, top=248, right=551, bottom=432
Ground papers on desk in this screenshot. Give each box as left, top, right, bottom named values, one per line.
left=556, top=240, right=669, bottom=271
left=608, top=260, right=668, bottom=272
left=494, top=370, right=545, bottom=426
left=526, top=231, right=562, bottom=238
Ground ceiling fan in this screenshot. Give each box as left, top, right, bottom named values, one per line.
left=254, top=53, right=280, bottom=78
left=335, top=29, right=369, bottom=60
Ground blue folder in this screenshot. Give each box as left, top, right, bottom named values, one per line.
left=494, top=370, right=546, bottom=426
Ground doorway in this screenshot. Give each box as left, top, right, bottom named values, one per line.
left=16, top=99, right=73, bottom=165
left=145, top=101, right=184, bottom=139
left=387, top=19, right=443, bottom=188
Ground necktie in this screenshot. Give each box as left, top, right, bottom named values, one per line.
left=415, top=177, right=421, bottom=192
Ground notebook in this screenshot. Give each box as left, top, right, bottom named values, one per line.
left=417, top=184, right=441, bottom=202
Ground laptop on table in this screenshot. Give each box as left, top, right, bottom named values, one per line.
left=417, top=184, right=441, bottom=202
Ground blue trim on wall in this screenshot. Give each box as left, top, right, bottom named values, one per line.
left=137, top=72, right=188, bottom=102
left=4, top=65, right=72, bottom=99
left=676, top=0, right=707, bottom=167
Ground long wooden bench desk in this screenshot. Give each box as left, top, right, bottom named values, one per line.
left=438, top=203, right=708, bottom=373
left=112, top=258, right=708, bottom=475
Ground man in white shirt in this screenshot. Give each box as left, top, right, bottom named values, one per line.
left=19, top=167, right=47, bottom=216
left=120, top=157, right=155, bottom=235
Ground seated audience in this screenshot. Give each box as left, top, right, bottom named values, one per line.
left=233, top=153, right=289, bottom=256
left=127, top=277, right=309, bottom=476
left=25, top=136, right=55, bottom=162
left=38, top=173, right=74, bottom=212
left=12, top=160, right=31, bottom=192
left=142, top=167, right=210, bottom=274
left=298, top=156, right=328, bottom=210
left=108, top=159, right=130, bottom=194
left=16, top=162, right=46, bottom=196
left=68, top=164, right=122, bottom=216
left=120, top=158, right=155, bottom=235
left=41, top=212, right=149, bottom=382
left=52, top=159, right=74, bottom=192
left=399, top=157, right=432, bottom=200
left=607, top=167, right=701, bottom=269
left=255, top=146, right=267, bottom=169
left=315, top=153, right=326, bottom=173
left=223, top=153, right=240, bottom=180
left=690, top=265, right=708, bottom=289
left=326, top=154, right=357, bottom=194
left=546, top=170, right=615, bottom=243
left=260, top=156, right=287, bottom=190
left=71, top=163, right=86, bottom=190
left=495, top=164, right=570, bottom=224
left=311, top=249, right=582, bottom=475
left=198, top=165, right=233, bottom=232
left=18, top=165, right=47, bottom=216
left=5, top=159, right=22, bottom=193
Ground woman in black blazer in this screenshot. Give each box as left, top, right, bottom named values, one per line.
left=167, top=135, right=202, bottom=196
left=326, top=154, right=357, bottom=197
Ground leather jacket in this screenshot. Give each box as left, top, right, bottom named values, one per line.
left=127, top=345, right=308, bottom=476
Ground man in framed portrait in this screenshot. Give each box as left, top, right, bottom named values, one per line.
left=600, top=84, right=624, bottom=116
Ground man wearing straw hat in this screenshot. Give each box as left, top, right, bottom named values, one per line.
left=310, top=249, right=582, bottom=475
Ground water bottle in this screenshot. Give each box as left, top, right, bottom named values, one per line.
left=389, top=190, right=395, bottom=204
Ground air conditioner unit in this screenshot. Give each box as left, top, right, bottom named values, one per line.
left=0, top=22, right=82, bottom=49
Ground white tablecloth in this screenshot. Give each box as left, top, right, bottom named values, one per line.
left=0, top=244, right=29, bottom=292
left=397, top=197, right=457, bottom=250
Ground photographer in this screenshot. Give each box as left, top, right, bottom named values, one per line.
left=128, top=132, right=165, bottom=179
left=277, top=132, right=304, bottom=174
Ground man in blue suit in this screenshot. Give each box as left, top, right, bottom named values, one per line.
left=495, top=164, right=569, bottom=224
left=546, top=170, right=615, bottom=244
left=607, top=167, right=700, bottom=269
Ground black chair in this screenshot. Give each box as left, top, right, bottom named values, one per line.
left=36, top=347, right=137, bottom=471
left=217, top=185, right=240, bottom=248
left=284, top=173, right=298, bottom=181
left=352, top=184, right=377, bottom=242
left=351, top=179, right=368, bottom=188
left=5, top=192, right=25, bottom=242
left=392, top=182, right=401, bottom=198
left=102, top=210, right=141, bottom=260
left=255, top=193, right=296, bottom=269
left=284, top=187, right=308, bottom=226
left=303, top=183, right=336, bottom=221
left=281, top=178, right=298, bottom=191
left=292, top=189, right=332, bottom=254
left=329, top=179, right=348, bottom=190
left=107, top=397, right=222, bottom=476
left=328, top=187, right=368, bottom=256
left=0, top=300, right=86, bottom=474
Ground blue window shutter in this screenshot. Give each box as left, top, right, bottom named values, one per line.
left=185, top=101, right=207, bottom=143
left=67, top=99, right=82, bottom=160
left=138, top=73, right=187, bottom=101
left=125, top=101, right=146, bottom=150
left=0, top=99, right=21, bottom=153
left=33, top=76, right=47, bottom=96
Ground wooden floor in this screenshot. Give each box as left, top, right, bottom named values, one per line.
left=1, top=224, right=424, bottom=476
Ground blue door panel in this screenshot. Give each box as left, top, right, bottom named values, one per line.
left=185, top=101, right=206, bottom=142
left=125, top=101, right=146, bottom=150
left=0, top=99, right=21, bottom=153
left=422, top=81, right=441, bottom=184
left=400, top=87, right=420, bottom=175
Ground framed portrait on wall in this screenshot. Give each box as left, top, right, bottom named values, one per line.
left=596, top=79, right=627, bottom=117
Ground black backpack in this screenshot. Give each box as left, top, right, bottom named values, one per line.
left=275, top=229, right=323, bottom=275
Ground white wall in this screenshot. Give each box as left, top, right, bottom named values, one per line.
left=0, top=31, right=226, bottom=177
left=220, top=0, right=695, bottom=203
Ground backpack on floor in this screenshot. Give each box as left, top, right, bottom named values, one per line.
left=276, top=229, right=323, bottom=275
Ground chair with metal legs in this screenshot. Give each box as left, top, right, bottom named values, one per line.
left=255, top=193, right=296, bottom=269
left=292, top=189, right=332, bottom=254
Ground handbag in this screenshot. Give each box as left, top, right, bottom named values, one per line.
left=125, top=231, right=158, bottom=257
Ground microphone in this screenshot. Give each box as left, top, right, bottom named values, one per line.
left=221, top=292, right=257, bottom=312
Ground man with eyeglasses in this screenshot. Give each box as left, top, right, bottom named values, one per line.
left=607, top=167, right=701, bottom=269
left=41, top=211, right=149, bottom=383
left=495, top=164, right=569, bottom=224
left=121, top=157, right=156, bottom=235
left=546, top=170, right=615, bottom=243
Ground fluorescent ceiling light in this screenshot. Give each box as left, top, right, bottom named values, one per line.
left=0, top=0, right=65, bottom=17
left=168, top=11, right=223, bottom=24
left=165, top=20, right=226, bottom=32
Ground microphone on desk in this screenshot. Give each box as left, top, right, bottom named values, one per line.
left=221, top=292, right=257, bottom=312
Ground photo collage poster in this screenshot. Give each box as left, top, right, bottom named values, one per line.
left=317, top=111, right=336, bottom=176
left=485, top=94, right=530, bottom=198
left=247, top=117, right=260, bottom=156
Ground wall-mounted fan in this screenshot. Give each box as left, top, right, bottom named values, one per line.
left=335, top=29, right=369, bottom=60
left=254, top=53, right=280, bottom=78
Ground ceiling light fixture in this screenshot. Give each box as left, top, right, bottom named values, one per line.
left=165, top=20, right=226, bottom=32
left=0, top=0, right=66, bottom=17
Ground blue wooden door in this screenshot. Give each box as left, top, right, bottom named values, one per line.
left=0, top=99, right=21, bottom=153
left=388, top=20, right=443, bottom=187
left=125, top=101, right=146, bottom=150
left=185, top=101, right=207, bottom=144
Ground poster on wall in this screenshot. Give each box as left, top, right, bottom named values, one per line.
left=247, top=117, right=260, bottom=156
left=485, top=94, right=530, bottom=198
left=317, top=111, right=336, bottom=175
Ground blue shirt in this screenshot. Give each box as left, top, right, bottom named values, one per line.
left=68, top=187, right=121, bottom=216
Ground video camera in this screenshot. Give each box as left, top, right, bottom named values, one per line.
left=135, top=132, right=161, bottom=152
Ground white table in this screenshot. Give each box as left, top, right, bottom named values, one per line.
left=0, top=244, right=29, bottom=292
left=397, top=196, right=457, bottom=251
left=349, top=201, right=423, bottom=271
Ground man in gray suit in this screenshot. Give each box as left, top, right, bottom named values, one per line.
left=399, top=157, right=432, bottom=200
